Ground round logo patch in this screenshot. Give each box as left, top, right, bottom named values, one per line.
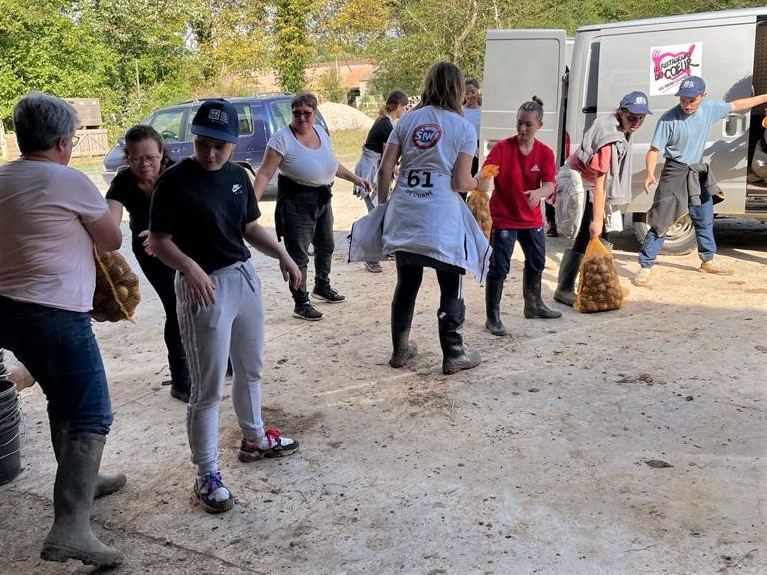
left=412, top=123, right=442, bottom=149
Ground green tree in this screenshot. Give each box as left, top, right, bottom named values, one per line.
left=0, top=0, right=118, bottom=127
left=273, top=0, right=314, bottom=92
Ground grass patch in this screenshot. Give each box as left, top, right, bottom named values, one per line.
left=331, top=129, right=367, bottom=166
left=69, top=157, right=105, bottom=175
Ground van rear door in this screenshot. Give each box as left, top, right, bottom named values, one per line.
left=481, top=30, right=568, bottom=165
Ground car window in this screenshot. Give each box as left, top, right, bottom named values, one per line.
left=271, top=100, right=292, bottom=130
left=234, top=103, right=253, bottom=135
left=148, top=109, right=185, bottom=142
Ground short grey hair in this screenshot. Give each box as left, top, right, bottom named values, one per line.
left=13, top=92, right=80, bottom=153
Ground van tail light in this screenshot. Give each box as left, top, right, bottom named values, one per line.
left=564, top=131, right=571, bottom=159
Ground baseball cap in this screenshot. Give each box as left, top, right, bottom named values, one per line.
left=675, top=76, right=706, bottom=98
left=619, top=91, right=653, bottom=115
left=191, top=99, right=239, bottom=143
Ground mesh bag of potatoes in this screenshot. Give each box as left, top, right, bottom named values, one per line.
left=92, top=246, right=141, bottom=322
left=574, top=237, right=625, bottom=313
left=467, top=164, right=500, bottom=240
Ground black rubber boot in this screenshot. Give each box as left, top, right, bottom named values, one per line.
left=554, top=249, right=584, bottom=307
left=41, top=433, right=123, bottom=567
left=484, top=278, right=507, bottom=336
left=389, top=305, right=418, bottom=368
left=50, top=421, right=126, bottom=499
left=523, top=269, right=562, bottom=319
left=438, top=298, right=481, bottom=375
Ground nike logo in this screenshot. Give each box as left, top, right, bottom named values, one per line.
left=232, top=184, right=242, bottom=194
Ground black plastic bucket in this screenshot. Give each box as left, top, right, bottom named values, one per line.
left=0, top=378, right=21, bottom=485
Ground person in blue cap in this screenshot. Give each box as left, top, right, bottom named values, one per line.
left=148, top=98, right=302, bottom=514
left=633, top=76, right=767, bottom=286
left=554, top=91, right=651, bottom=306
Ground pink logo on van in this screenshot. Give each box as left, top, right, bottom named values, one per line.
left=652, top=45, right=698, bottom=82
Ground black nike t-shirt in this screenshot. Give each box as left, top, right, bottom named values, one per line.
left=150, top=159, right=260, bottom=274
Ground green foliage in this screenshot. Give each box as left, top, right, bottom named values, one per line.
left=273, top=0, right=312, bottom=92
left=316, top=68, right=347, bottom=103
left=1, top=0, right=765, bottom=138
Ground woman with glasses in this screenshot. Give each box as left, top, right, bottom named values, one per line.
left=252, top=93, right=371, bottom=321
left=106, top=125, right=190, bottom=402
left=0, top=92, right=124, bottom=567
left=553, top=91, right=652, bottom=305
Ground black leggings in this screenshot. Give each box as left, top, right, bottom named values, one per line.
left=392, top=260, right=461, bottom=310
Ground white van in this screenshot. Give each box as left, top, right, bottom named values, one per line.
left=480, top=7, right=767, bottom=254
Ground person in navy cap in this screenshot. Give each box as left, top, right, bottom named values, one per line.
left=148, top=98, right=302, bottom=514
left=553, top=91, right=651, bottom=306
left=633, top=76, right=767, bottom=286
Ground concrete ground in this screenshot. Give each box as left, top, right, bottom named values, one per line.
left=0, top=184, right=765, bottom=575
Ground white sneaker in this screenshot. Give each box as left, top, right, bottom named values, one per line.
left=632, top=267, right=653, bottom=287
left=699, top=258, right=734, bottom=275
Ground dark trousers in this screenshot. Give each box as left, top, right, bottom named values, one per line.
left=0, top=296, right=113, bottom=435
left=133, top=242, right=189, bottom=385
left=487, top=227, right=547, bottom=281
left=281, top=192, right=335, bottom=305
left=392, top=256, right=461, bottom=310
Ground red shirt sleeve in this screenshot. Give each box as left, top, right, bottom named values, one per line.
left=587, top=144, right=612, bottom=175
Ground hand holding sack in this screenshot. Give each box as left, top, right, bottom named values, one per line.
left=91, top=246, right=141, bottom=322
left=467, top=164, right=499, bottom=240
left=574, top=237, right=626, bottom=313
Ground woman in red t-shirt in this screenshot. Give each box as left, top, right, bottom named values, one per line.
left=482, top=97, right=561, bottom=337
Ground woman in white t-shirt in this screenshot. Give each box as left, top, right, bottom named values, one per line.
left=252, top=93, right=371, bottom=321
left=463, top=77, right=482, bottom=177
left=377, top=62, right=493, bottom=375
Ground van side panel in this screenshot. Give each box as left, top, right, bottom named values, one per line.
left=592, top=18, right=757, bottom=214
left=481, top=30, right=567, bottom=165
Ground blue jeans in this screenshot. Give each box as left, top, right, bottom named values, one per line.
left=487, top=227, right=547, bottom=281
left=0, top=296, right=113, bottom=435
left=638, top=196, right=716, bottom=268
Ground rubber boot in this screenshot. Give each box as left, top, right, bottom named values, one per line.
left=523, top=269, right=562, bottom=319
left=389, top=304, right=418, bottom=368
left=41, top=433, right=123, bottom=567
left=554, top=249, right=584, bottom=307
left=50, top=421, right=126, bottom=499
left=438, top=298, right=481, bottom=375
left=484, top=278, right=507, bottom=336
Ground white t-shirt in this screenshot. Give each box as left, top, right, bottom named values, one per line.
left=267, top=125, right=339, bottom=186
left=382, top=106, right=481, bottom=270
left=463, top=106, right=482, bottom=151
left=0, top=159, right=108, bottom=312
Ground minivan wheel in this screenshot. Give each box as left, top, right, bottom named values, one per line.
left=632, top=212, right=697, bottom=255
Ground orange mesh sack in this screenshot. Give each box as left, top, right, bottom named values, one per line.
left=467, top=164, right=500, bottom=240
left=574, top=237, right=625, bottom=313
left=91, top=247, right=141, bottom=322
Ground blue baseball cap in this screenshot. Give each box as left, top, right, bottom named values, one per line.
left=619, top=91, right=652, bottom=115
left=675, top=76, right=706, bottom=98
left=191, top=99, right=239, bottom=143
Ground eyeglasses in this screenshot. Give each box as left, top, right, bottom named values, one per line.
left=291, top=109, right=314, bottom=118
left=70, top=135, right=80, bottom=147
left=128, top=154, right=162, bottom=165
